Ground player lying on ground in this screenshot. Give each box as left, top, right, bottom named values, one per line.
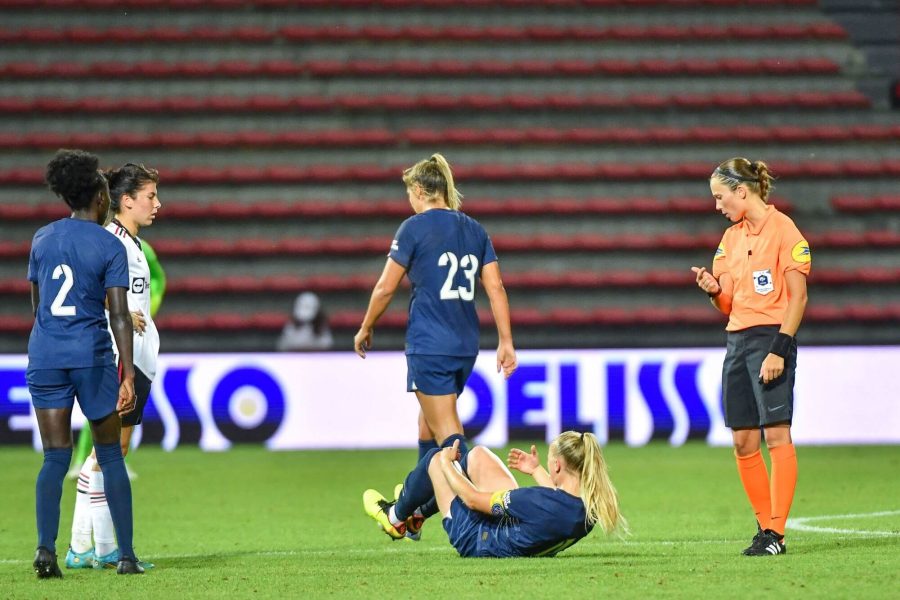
left=364, top=431, right=626, bottom=557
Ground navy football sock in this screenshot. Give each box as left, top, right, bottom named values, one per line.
left=419, top=497, right=439, bottom=519
left=440, top=433, right=469, bottom=458
left=35, top=447, right=72, bottom=553
left=396, top=434, right=471, bottom=520
left=94, top=442, right=135, bottom=560
left=417, top=439, right=438, bottom=461
left=394, top=447, right=441, bottom=521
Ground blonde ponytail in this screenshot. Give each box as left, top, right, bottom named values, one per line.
left=429, top=153, right=462, bottom=210
left=401, top=153, right=463, bottom=210
left=553, top=431, right=627, bottom=535
left=750, top=160, right=773, bottom=202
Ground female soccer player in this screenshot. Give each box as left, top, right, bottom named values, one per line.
left=353, top=153, right=518, bottom=533
left=27, top=149, right=143, bottom=576
left=691, top=157, right=810, bottom=556
left=68, top=235, right=166, bottom=479
left=66, top=162, right=161, bottom=570
left=364, top=431, right=626, bottom=557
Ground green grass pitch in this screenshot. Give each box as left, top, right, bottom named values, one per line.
left=1, top=444, right=898, bottom=598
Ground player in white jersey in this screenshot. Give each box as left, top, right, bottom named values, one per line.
left=106, top=206, right=160, bottom=386
left=66, top=163, right=161, bottom=570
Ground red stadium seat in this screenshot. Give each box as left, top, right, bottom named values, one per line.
left=14, top=269, right=743, bottom=297
left=807, top=22, right=847, bottom=39
left=2, top=160, right=896, bottom=186
left=2, top=57, right=834, bottom=79
left=1, top=195, right=764, bottom=223
left=4, top=21, right=848, bottom=46
left=0, top=91, right=873, bottom=116
left=832, top=195, right=874, bottom=213
left=260, top=60, right=302, bottom=77
left=0, top=241, right=31, bottom=259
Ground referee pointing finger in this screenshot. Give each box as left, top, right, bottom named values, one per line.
left=692, top=157, right=810, bottom=557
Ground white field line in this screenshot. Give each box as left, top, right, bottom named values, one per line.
left=787, top=509, right=900, bottom=537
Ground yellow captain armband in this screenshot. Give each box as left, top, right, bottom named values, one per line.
left=490, top=490, right=511, bottom=518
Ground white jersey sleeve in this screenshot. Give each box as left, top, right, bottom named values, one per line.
left=105, top=222, right=160, bottom=380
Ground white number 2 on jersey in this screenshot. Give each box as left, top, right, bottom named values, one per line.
left=438, top=252, right=479, bottom=301
left=50, top=264, right=76, bottom=316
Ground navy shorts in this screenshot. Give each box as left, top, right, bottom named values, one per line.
left=121, top=367, right=152, bottom=427
left=442, top=496, right=489, bottom=558
left=722, top=325, right=797, bottom=428
left=406, top=354, right=476, bottom=396
left=27, top=364, right=119, bottom=421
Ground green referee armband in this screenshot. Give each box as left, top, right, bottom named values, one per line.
left=768, top=332, right=793, bottom=358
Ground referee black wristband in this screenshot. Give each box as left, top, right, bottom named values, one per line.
left=768, top=332, right=793, bottom=358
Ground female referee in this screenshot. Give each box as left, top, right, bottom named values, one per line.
left=364, top=431, right=626, bottom=557
left=691, top=157, right=810, bottom=556
left=354, top=154, right=518, bottom=536
left=66, top=163, right=161, bottom=570
left=27, top=149, right=143, bottom=576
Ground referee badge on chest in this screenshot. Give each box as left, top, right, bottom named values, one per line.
left=753, top=269, right=774, bottom=295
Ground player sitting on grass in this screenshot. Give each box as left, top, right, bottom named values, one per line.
left=364, top=431, right=626, bottom=557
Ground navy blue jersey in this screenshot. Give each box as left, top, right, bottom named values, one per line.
left=484, top=487, right=592, bottom=557
left=27, top=218, right=129, bottom=369
left=389, top=209, right=498, bottom=356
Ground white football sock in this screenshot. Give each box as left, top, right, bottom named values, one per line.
left=89, top=469, right=117, bottom=557
left=69, top=457, right=95, bottom=553
left=388, top=505, right=404, bottom=528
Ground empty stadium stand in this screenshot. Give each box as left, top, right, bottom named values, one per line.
left=1, top=0, right=898, bottom=351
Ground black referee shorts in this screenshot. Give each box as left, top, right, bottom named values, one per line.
left=721, top=325, right=797, bottom=429
left=121, top=366, right=152, bottom=427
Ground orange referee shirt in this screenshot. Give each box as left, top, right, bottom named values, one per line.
left=711, top=205, right=811, bottom=331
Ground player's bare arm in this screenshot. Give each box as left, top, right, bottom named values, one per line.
left=354, top=257, right=406, bottom=358
left=481, top=261, right=517, bottom=378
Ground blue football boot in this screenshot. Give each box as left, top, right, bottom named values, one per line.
left=64, top=546, right=95, bottom=569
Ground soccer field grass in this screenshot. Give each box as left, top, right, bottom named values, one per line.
left=1, top=444, right=898, bottom=598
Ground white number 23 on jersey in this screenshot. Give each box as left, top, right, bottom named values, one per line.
left=438, top=252, right=479, bottom=301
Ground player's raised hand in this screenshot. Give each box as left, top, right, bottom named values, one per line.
left=508, top=445, right=540, bottom=475
left=353, top=328, right=372, bottom=358
left=691, top=266, right=721, bottom=296
left=497, top=342, right=518, bottom=379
